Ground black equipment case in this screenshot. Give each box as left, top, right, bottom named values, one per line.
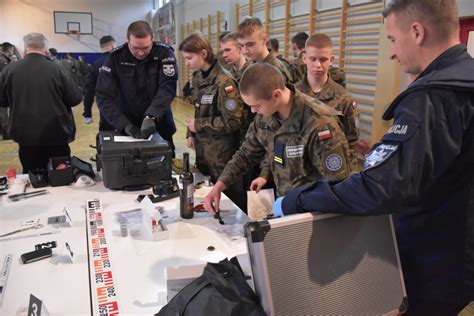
left=244, top=213, right=408, bottom=315
left=96, top=132, right=173, bottom=189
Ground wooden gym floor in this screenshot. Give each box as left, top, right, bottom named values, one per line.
left=0, top=98, right=195, bottom=175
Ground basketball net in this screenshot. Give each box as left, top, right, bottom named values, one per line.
left=68, top=30, right=80, bottom=41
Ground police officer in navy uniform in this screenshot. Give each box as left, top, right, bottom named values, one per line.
left=276, top=0, right=474, bottom=314
left=83, top=35, right=116, bottom=129
left=96, top=21, right=177, bottom=150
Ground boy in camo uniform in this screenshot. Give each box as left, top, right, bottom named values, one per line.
left=203, top=63, right=354, bottom=213
left=237, top=17, right=293, bottom=84
left=295, top=33, right=363, bottom=167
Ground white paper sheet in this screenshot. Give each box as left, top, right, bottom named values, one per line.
left=247, top=188, right=275, bottom=221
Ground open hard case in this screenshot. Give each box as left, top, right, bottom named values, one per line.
left=244, top=213, right=408, bottom=316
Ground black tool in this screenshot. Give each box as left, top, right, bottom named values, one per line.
left=20, top=241, right=57, bottom=264
left=8, top=190, right=47, bottom=201
left=211, top=202, right=225, bottom=225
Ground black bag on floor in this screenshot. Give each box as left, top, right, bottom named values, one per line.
left=156, top=257, right=266, bottom=316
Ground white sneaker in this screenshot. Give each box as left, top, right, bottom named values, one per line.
left=84, top=117, right=93, bottom=124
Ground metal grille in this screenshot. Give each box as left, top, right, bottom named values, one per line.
left=253, top=215, right=404, bottom=315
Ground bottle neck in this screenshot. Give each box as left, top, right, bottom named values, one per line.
left=183, top=153, right=190, bottom=173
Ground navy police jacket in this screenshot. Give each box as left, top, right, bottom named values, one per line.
left=83, top=52, right=110, bottom=114
left=96, top=42, right=177, bottom=140
left=283, top=45, right=474, bottom=309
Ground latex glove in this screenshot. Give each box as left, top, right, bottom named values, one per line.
left=124, top=123, right=142, bottom=139
left=141, top=116, right=156, bottom=138
left=273, top=196, right=285, bottom=217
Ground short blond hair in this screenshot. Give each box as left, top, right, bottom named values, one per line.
left=305, top=33, right=333, bottom=50
left=237, top=17, right=264, bottom=38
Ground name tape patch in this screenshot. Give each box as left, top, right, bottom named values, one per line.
left=201, top=94, right=214, bottom=105
left=286, top=145, right=304, bottom=158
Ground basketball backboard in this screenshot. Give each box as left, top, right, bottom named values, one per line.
left=54, top=11, right=93, bottom=34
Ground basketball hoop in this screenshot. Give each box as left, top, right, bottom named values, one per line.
left=68, top=30, right=80, bottom=41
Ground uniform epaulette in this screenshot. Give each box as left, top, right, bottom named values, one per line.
left=113, top=44, right=126, bottom=52
left=303, top=93, right=342, bottom=116
left=157, top=42, right=174, bottom=51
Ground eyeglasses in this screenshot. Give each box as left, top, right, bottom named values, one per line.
left=128, top=43, right=153, bottom=53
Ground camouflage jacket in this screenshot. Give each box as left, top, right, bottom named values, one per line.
left=261, top=53, right=293, bottom=84
left=296, top=74, right=360, bottom=165
left=218, top=85, right=353, bottom=196
left=227, top=60, right=255, bottom=141
left=328, top=66, right=346, bottom=88
left=289, top=52, right=306, bottom=83
left=188, top=61, right=244, bottom=182
left=228, top=60, right=251, bottom=83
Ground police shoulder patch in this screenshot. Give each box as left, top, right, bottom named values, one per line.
left=163, top=64, right=175, bottom=77
left=325, top=153, right=343, bottom=172
left=225, top=99, right=237, bottom=111
left=364, top=143, right=398, bottom=170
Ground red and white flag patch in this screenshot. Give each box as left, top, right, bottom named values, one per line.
left=224, top=85, right=234, bottom=93
left=318, top=130, right=332, bottom=140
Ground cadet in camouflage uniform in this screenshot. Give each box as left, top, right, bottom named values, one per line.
left=296, top=33, right=360, bottom=167
left=203, top=63, right=353, bottom=212
left=289, top=32, right=309, bottom=83
left=237, top=17, right=293, bottom=83
left=219, top=32, right=251, bottom=82
left=218, top=32, right=254, bottom=141
left=179, top=33, right=247, bottom=210
left=267, top=38, right=292, bottom=70
left=329, top=65, right=346, bottom=88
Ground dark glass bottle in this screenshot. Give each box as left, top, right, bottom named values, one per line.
left=179, top=152, right=194, bottom=219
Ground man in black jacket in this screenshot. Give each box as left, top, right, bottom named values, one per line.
left=0, top=42, right=15, bottom=140
left=276, top=0, right=474, bottom=314
left=0, top=32, right=82, bottom=173
left=96, top=21, right=177, bottom=150
left=83, top=35, right=116, bottom=129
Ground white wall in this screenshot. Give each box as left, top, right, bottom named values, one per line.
left=0, top=0, right=150, bottom=53
left=457, top=0, right=474, bottom=18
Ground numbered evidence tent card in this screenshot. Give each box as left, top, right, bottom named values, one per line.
left=86, top=199, right=120, bottom=315
left=28, top=294, right=50, bottom=316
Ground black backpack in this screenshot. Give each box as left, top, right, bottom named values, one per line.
left=156, top=257, right=266, bottom=316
